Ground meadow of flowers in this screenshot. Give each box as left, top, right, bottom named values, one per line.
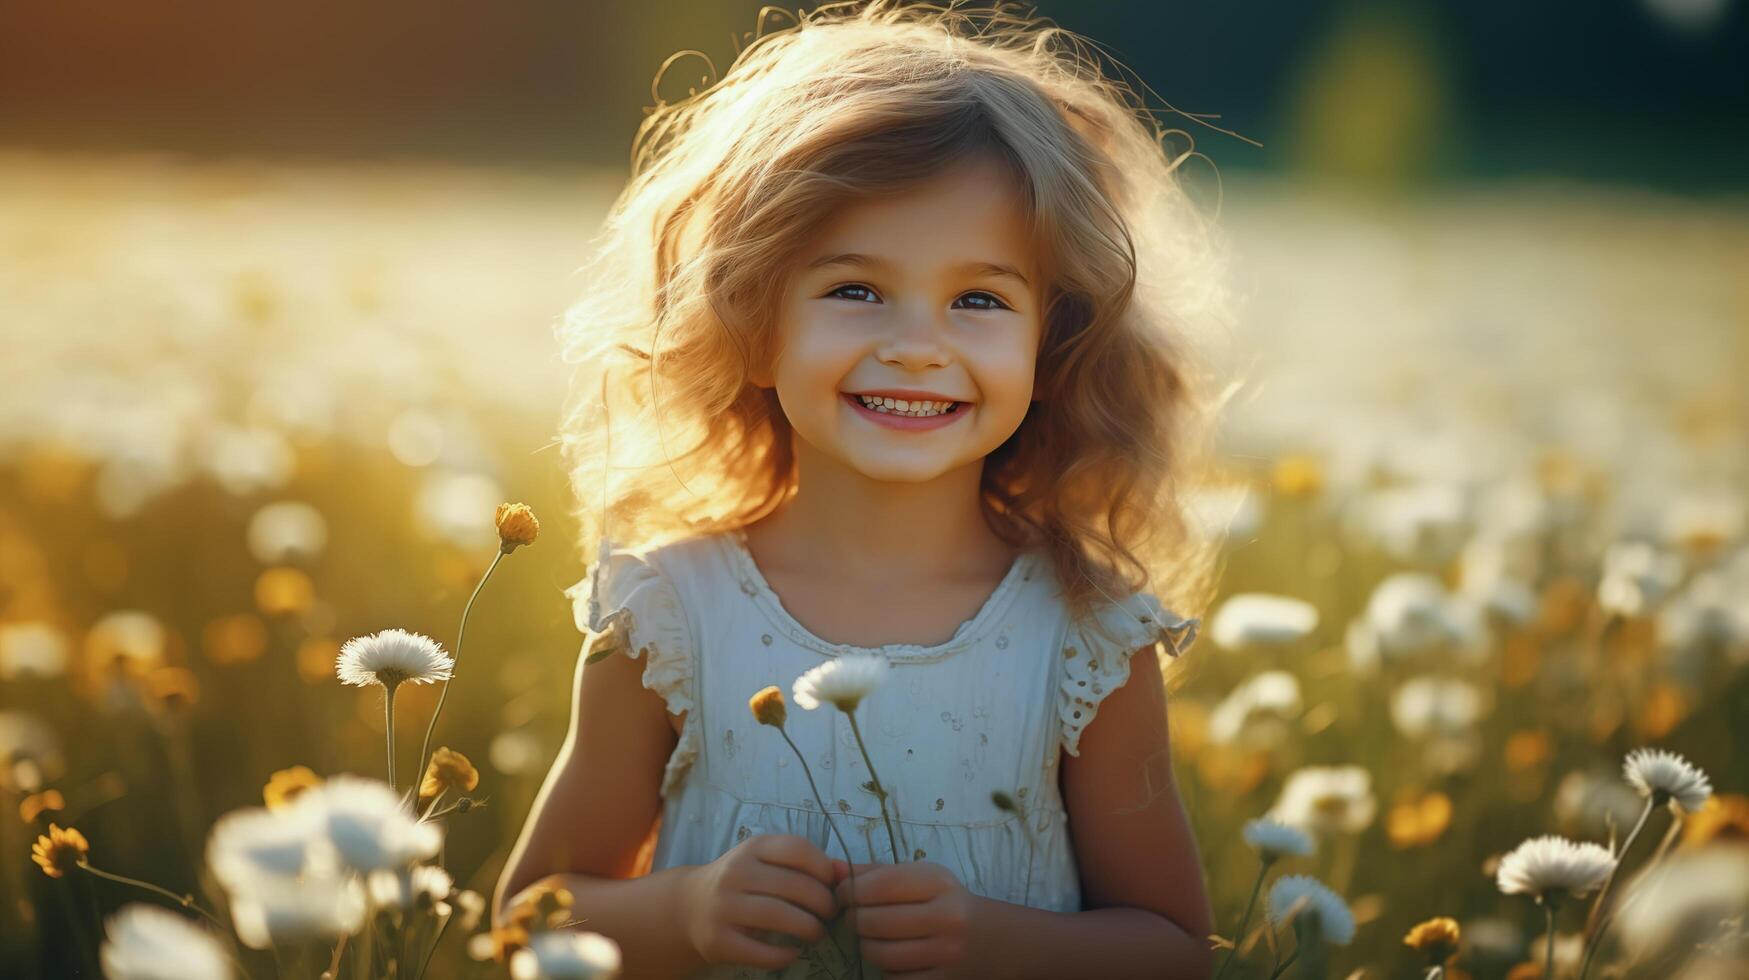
left=1, top=150, right=1746, bottom=978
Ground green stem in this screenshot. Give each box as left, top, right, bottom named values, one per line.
left=843, top=712, right=901, bottom=864
left=1214, top=859, right=1269, bottom=980
left=1583, top=797, right=1652, bottom=940
left=1268, top=935, right=1300, bottom=979
left=415, top=550, right=504, bottom=793
left=385, top=685, right=400, bottom=794
left=78, top=860, right=225, bottom=929
left=779, top=727, right=859, bottom=980
left=1544, top=900, right=1558, bottom=980
left=1582, top=810, right=1683, bottom=980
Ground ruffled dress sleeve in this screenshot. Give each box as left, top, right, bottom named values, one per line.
left=564, top=536, right=699, bottom=797
left=1058, top=590, right=1201, bottom=757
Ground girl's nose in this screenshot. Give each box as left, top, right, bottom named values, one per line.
left=875, top=314, right=952, bottom=370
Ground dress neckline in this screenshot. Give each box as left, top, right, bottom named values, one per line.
left=719, top=526, right=1036, bottom=662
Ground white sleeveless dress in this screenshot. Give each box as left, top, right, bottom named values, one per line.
left=566, top=528, right=1200, bottom=980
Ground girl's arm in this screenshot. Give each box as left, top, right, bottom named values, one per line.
left=492, top=639, right=709, bottom=978
left=977, top=643, right=1215, bottom=979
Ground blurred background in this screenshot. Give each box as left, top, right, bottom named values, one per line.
left=2, top=1, right=1746, bottom=978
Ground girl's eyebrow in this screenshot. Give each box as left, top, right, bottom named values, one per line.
left=806, top=251, right=1031, bottom=287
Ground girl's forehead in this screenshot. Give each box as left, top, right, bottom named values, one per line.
left=804, top=163, right=1039, bottom=278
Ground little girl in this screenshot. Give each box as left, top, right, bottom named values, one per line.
left=498, top=2, right=1232, bottom=977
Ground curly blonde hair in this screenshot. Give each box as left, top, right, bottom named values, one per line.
left=557, top=0, right=1236, bottom=637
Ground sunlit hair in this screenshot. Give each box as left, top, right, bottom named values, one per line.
left=557, top=0, right=1236, bottom=649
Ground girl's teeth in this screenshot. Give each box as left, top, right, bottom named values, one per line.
left=854, top=394, right=955, bottom=417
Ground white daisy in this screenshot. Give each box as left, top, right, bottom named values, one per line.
left=1365, top=481, right=1472, bottom=566
left=1208, top=594, right=1319, bottom=650
left=0, top=622, right=71, bottom=681
left=1267, top=874, right=1355, bottom=945
left=792, top=653, right=890, bottom=712
left=1389, top=676, right=1487, bottom=739
left=1623, top=748, right=1712, bottom=813
left=336, top=629, right=453, bottom=690
left=452, top=888, right=487, bottom=932
left=246, top=500, right=328, bottom=565
left=367, top=863, right=454, bottom=910
left=1208, top=672, right=1302, bottom=747
left=1597, top=541, right=1684, bottom=617
left=228, top=868, right=367, bottom=950
left=101, top=904, right=233, bottom=980
left=509, top=930, right=623, bottom=980
left=0, top=710, right=66, bottom=792
left=1495, top=835, right=1616, bottom=902
left=306, top=774, right=443, bottom=872
left=1242, top=817, right=1314, bottom=862
left=206, top=803, right=326, bottom=889
left=1268, top=765, right=1376, bottom=836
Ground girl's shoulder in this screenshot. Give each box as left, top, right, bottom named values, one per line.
left=563, top=530, right=730, bottom=638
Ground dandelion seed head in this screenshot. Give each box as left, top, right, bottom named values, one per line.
left=1494, top=834, right=1615, bottom=902
left=336, top=629, right=452, bottom=690
left=792, top=654, right=889, bottom=712
left=1623, top=748, right=1713, bottom=813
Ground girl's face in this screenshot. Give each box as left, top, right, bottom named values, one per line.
left=757, top=156, right=1044, bottom=484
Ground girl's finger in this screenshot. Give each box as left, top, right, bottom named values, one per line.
left=754, top=834, right=837, bottom=886
left=862, top=936, right=947, bottom=973
left=833, top=864, right=894, bottom=907
left=728, top=893, right=830, bottom=946
left=848, top=899, right=935, bottom=941
left=717, top=926, right=804, bottom=971
left=744, top=863, right=839, bottom=922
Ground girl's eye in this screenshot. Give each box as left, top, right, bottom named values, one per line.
left=954, top=291, right=1010, bottom=312
left=825, top=285, right=1011, bottom=311
left=828, top=284, right=879, bottom=303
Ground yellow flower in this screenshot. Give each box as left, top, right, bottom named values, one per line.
left=420, top=747, right=481, bottom=801
left=1404, top=916, right=1461, bottom=964
left=203, top=613, right=268, bottom=666
left=31, top=823, right=89, bottom=878
left=1680, top=793, right=1749, bottom=851
left=20, top=789, right=65, bottom=824
left=263, top=765, right=321, bottom=811
left=494, top=503, right=540, bottom=554
left=748, top=686, right=787, bottom=728
left=1271, top=453, right=1325, bottom=498
left=1386, top=791, right=1452, bottom=849
left=254, top=566, right=316, bottom=617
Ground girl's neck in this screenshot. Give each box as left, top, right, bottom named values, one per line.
left=746, top=448, right=1017, bottom=580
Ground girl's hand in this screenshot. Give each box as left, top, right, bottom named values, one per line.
left=680, top=833, right=840, bottom=971
left=832, top=858, right=981, bottom=978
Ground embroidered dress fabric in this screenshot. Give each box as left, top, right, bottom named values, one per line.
left=565, top=529, right=1199, bottom=980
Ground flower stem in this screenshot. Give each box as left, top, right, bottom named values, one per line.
left=1268, top=935, right=1300, bottom=979
left=415, top=550, right=504, bottom=794
left=1584, top=797, right=1651, bottom=940
left=1544, top=900, right=1558, bottom=980
left=1582, top=810, right=1683, bottom=980
left=1215, top=859, right=1269, bottom=980
left=78, top=860, right=225, bottom=929
left=779, top=727, right=860, bottom=980
left=843, top=712, right=901, bottom=864
left=385, top=686, right=400, bottom=794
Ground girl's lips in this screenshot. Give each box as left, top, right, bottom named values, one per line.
left=840, top=392, right=968, bottom=431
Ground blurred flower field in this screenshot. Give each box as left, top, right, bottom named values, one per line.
left=1, top=149, right=1746, bottom=978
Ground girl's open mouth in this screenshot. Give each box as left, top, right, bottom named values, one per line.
left=840, top=392, right=968, bottom=431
